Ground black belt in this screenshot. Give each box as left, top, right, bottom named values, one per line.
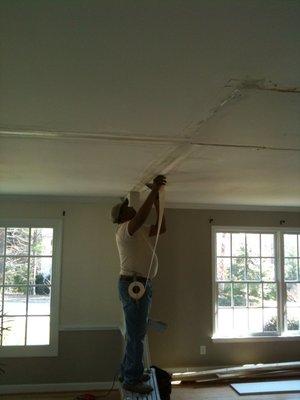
left=119, top=274, right=149, bottom=284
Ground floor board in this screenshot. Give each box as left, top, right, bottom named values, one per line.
left=0, top=390, right=120, bottom=400
left=2, top=384, right=300, bottom=400
left=171, top=385, right=300, bottom=399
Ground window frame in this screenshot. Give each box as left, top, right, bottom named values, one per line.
left=0, top=218, right=62, bottom=357
left=212, top=226, right=300, bottom=341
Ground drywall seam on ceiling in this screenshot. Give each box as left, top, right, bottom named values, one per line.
left=192, top=142, right=300, bottom=152
left=1, top=128, right=299, bottom=152
left=226, top=78, right=300, bottom=94
left=186, top=78, right=300, bottom=139
left=130, top=144, right=194, bottom=192
left=0, top=128, right=186, bottom=144
left=183, top=88, right=243, bottom=136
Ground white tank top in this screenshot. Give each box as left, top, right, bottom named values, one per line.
left=116, top=221, right=158, bottom=279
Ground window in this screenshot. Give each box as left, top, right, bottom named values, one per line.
left=212, top=227, right=300, bottom=339
left=0, top=219, right=62, bottom=356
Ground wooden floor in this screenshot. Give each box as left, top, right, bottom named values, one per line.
left=0, top=390, right=120, bottom=400
left=2, top=385, right=300, bottom=400
left=172, top=385, right=300, bottom=399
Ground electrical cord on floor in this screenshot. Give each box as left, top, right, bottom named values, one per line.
left=74, top=368, right=120, bottom=400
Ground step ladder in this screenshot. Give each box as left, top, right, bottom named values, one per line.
left=119, top=319, right=167, bottom=400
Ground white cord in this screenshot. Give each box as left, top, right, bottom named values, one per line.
left=145, top=186, right=165, bottom=287
left=128, top=186, right=165, bottom=299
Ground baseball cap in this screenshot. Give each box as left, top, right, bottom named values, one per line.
left=111, top=198, right=128, bottom=223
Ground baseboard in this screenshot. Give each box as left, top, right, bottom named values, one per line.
left=0, top=381, right=114, bottom=395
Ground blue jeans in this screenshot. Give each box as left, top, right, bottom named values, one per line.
left=118, top=278, right=153, bottom=385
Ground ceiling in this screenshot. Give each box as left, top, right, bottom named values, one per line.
left=1, top=0, right=299, bottom=208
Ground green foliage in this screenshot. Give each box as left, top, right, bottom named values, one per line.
left=35, top=273, right=50, bottom=295
left=218, top=283, right=231, bottom=306
left=263, top=283, right=277, bottom=305
left=264, top=316, right=277, bottom=332
left=233, top=283, right=246, bottom=306
left=232, top=258, right=245, bottom=280
left=248, top=283, right=262, bottom=306
left=287, top=318, right=299, bottom=331
left=285, top=259, right=298, bottom=280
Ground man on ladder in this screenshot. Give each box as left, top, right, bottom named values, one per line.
left=111, top=175, right=167, bottom=395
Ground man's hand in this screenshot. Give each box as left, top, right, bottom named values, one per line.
left=146, top=175, right=167, bottom=193
left=128, top=175, right=166, bottom=236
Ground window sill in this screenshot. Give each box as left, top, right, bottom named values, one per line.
left=212, top=335, right=300, bottom=343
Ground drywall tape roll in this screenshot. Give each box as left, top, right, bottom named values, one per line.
left=128, top=281, right=146, bottom=300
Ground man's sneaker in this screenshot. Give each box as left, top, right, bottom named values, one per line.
left=122, top=382, right=153, bottom=394
left=119, top=373, right=150, bottom=383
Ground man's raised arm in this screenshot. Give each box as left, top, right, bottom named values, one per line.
left=128, top=175, right=166, bottom=236
left=149, top=194, right=166, bottom=237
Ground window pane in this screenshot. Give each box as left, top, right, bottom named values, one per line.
left=233, top=308, right=248, bottom=334
left=218, top=283, right=231, bottom=306
left=287, top=308, right=300, bottom=331
left=232, top=258, right=245, bottom=280
left=232, top=233, right=245, bottom=256
left=246, top=234, right=260, bottom=257
left=0, top=257, right=4, bottom=284
left=218, top=308, right=233, bottom=335
left=0, top=287, right=2, bottom=311
left=5, top=257, right=28, bottom=285
left=29, top=257, right=52, bottom=285
left=263, top=308, right=278, bottom=332
left=249, top=308, right=263, bottom=333
left=262, top=258, right=275, bottom=281
left=261, top=234, right=274, bottom=257
left=284, top=258, right=298, bottom=281
left=284, top=234, right=298, bottom=257
left=30, top=228, right=53, bottom=256
left=4, top=287, right=27, bottom=315
left=286, top=283, right=300, bottom=307
left=6, top=228, right=29, bottom=255
left=28, top=286, right=51, bottom=315
left=2, top=316, right=26, bottom=345
left=246, top=258, right=261, bottom=280
left=0, top=228, right=5, bottom=255
left=217, top=258, right=231, bottom=281
left=263, top=283, right=277, bottom=307
left=217, top=233, right=231, bottom=256
left=214, top=230, right=300, bottom=338
left=26, top=316, right=50, bottom=345
left=248, top=283, right=262, bottom=307
left=233, top=283, right=247, bottom=306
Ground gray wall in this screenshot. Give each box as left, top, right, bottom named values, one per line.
left=149, top=208, right=300, bottom=368
left=0, top=198, right=299, bottom=386
left=1, top=330, right=122, bottom=385
left=0, top=198, right=123, bottom=385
